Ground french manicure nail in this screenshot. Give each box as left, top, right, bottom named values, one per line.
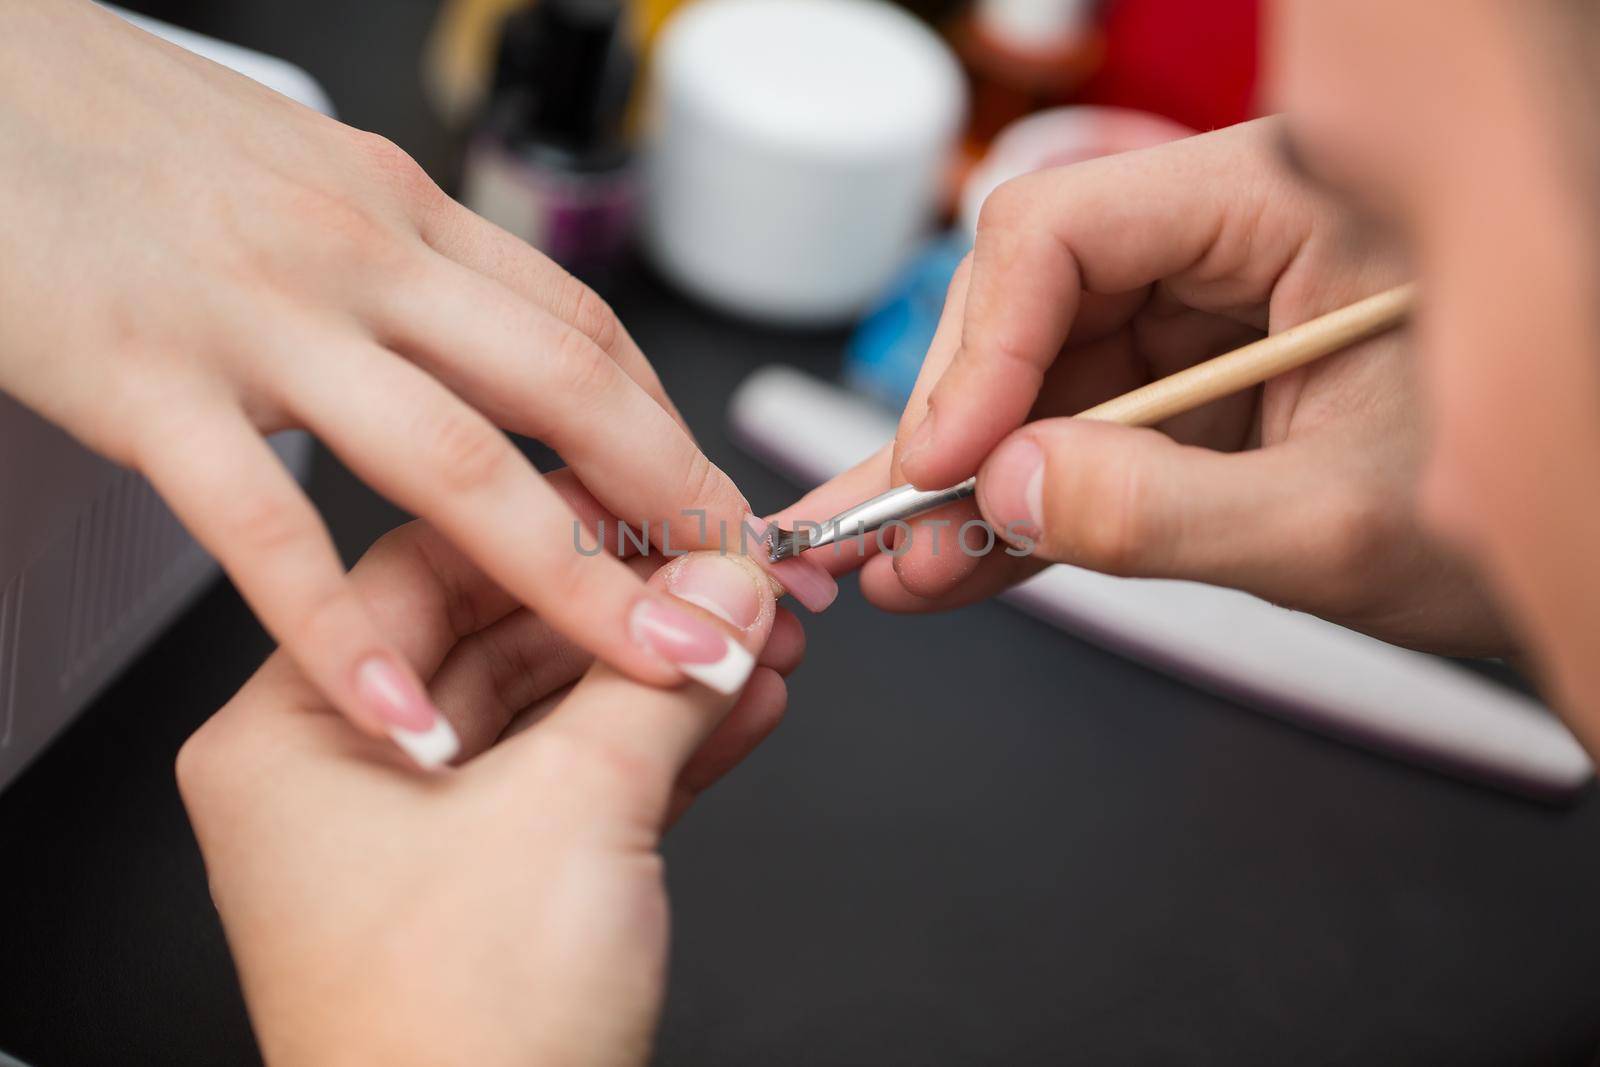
left=979, top=435, right=1044, bottom=544
left=631, top=599, right=754, bottom=695
left=386, top=717, right=462, bottom=770
left=667, top=553, right=763, bottom=629
left=356, top=656, right=461, bottom=769
left=743, top=515, right=838, bottom=613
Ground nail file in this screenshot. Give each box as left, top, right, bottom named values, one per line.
left=728, top=364, right=1593, bottom=802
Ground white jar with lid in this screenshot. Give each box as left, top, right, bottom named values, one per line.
left=645, top=0, right=966, bottom=325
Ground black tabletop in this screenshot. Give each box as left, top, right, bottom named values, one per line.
left=5, top=3, right=1600, bottom=1064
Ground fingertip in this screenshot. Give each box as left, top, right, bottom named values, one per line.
left=975, top=433, right=1045, bottom=550
left=858, top=551, right=932, bottom=612
left=385, top=715, right=462, bottom=771
left=892, top=538, right=981, bottom=598
left=353, top=653, right=461, bottom=769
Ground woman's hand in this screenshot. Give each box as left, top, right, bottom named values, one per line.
left=0, top=0, right=833, bottom=763
left=177, top=520, right=803, bottom=1066
left=785, top=119, right=1508, bottom=656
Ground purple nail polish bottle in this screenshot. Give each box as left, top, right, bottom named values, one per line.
left=461, top=0, right=638, bottom=288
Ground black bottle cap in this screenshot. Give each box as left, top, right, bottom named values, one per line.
left=488, top=0, right=635, bottom=168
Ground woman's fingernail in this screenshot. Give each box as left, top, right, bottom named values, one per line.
left=356, top=656, right=461, bottom=769
left=631, top=600, right=754, bottom=695
left=667, top=553, right=763, bottom=630
left=387, top=717, right=462, bottom=770
left=770, top=555, right=838, bottom=612
left=743, top=516, right=838, bottom=613
left=981, top=436, right=1045, bottom=544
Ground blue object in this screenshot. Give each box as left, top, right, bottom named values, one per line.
left=844, top=232, right=970, bottom=410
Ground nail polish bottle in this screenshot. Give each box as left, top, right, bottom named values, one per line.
left=461, top=0, right=638, bottom=287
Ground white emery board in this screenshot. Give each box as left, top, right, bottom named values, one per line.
left=728, top=365, right=1593, bottom=802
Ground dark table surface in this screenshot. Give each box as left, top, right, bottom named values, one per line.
left=5, top=3, right=1600, bottom=1064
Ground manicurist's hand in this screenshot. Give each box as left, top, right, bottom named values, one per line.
left=178, top=520, right=803, bottom=1066
left=0, top=0, right=834, bottom=760
left=786, top=118, right=1508, bottom=655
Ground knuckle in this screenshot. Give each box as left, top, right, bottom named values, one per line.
left=222, top=489, right=315, bottom=561
left=285, top=188, right=414, bottom=279
left=288, top=583, right=362, bottom=652
left=419, top=405, right=511, bottom=495
left=531, top=727, right=650, bottom=800
left=548, top=326, right=618, bottom=407
left=351, top=132, right=441, bottom=206
left=566, top=282, right=621, bottom=357
left=676, top=449, right=729, bottom=513
left=379, top=524, right=486, bottom=636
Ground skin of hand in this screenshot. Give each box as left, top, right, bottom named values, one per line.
left=0, top=0, right=835, bottom=765
left=1270, top=0, right=1600, bottom=749
left=177, top=521, right=804, bottom=1067
left=782, top=118, right=1510, bottom=657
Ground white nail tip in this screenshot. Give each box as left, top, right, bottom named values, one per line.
left=680, top=638, right=756, bottom=696
left=387, top=716, right=461, bottom=769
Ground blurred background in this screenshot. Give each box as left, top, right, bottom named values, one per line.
left=9, top=2, right=1600, bottom=1065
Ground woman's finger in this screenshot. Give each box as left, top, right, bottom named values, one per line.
left=415, top=199, right=691, bottom=431
left=490, top=666, right=789, bottom=829
left=357, top=255, right=839, bottom=610
left=341, top=469, right=626, bottom=675
left=491, top=550, right=779, bottom=815
left=136, top=406, right=460, bottom=767
left=214, top=477, right=627, bottom=765
left=430, top=609, right=592, bottom=758
left=425, top=556, right=678, bottom=758
left=426, top=552, right=805, bottom=760
left=369, top=250, right=749, bottom=548
left=284, top=346, right=711, bottom=692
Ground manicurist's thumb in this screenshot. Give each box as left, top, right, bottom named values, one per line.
left=976, top=417, right=1309, bottom=595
